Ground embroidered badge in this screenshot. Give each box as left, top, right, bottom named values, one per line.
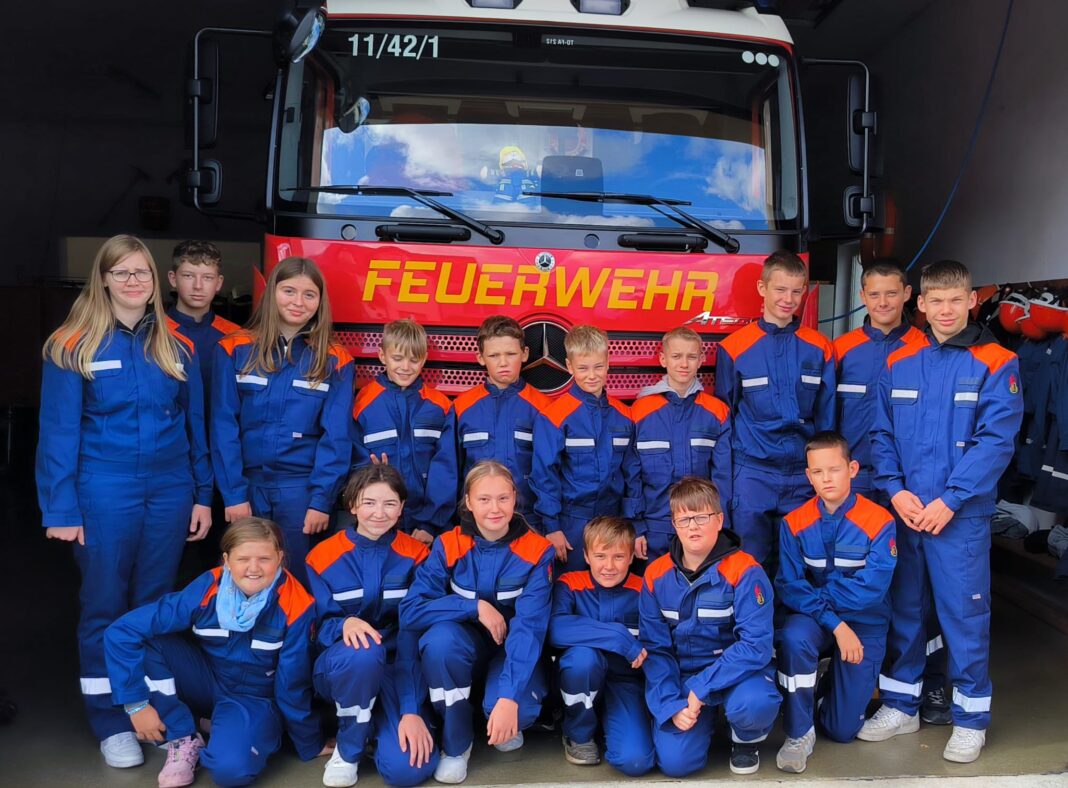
left=1009, top=374, right=1019, bottom=394
left=889, top=537, right=897, bottom=557
left=754, top=583, right=765, bottom=605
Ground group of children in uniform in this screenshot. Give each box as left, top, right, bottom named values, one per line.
left=36, top=236, right=1023, bottom=787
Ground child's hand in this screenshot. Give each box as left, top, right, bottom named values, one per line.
left=342, top=617, right=383, bottom=649
left=833, top=621, right=864, bottom=664
left=225, top=502, right=252, bottom=523
left=303, top=508, right=330, bottom=534
left=187, top=504, right=212, bottom=541
left=486, top=698, right=519, bottom=746
left=369, top=452, right=390, bottom=465
left=45, top=526, right=84, bottom=545
left=630, top=648, right=648, bottom=670
left=398, top=714, right=434, bottom=768
left=411, top=528, right=435, bottom=546
left=671, top=705, right=699, bottom=732
left=891, top=491, right=924, bottom=531
left=130, top=704, right=167, bottom=743
left=477, top=600, right=508, bottom=644
left=545, top=530, right=572, bottom=563
left=634, top=536, right=648, bottom=560
left=914, top=497, right=954, bottom=535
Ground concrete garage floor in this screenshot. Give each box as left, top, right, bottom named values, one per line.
left=1, top=475, right=1067, bottom=786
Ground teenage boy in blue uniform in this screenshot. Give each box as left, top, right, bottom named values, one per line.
left=530, top=325, right=641, bottom=571
left=715, top=251, right=836, bottom=564
left=774, top=431, right=896, bottom=773
left=641, top=476, right=780, bottom=777
left=865, top=260, right=1023, bottom=763
left=351, top=318, right=457, bottom=544
left=633, top=327, right=732, bottom=561
left=549, top=516, right=654, bottom=776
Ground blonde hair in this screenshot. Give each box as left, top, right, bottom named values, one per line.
left=668, top=476, right=723, bottom=516
left=43, top=234, right=188, bottom=380
left=662, top=326, right=703, bottom=351
left=760, top=250, right=808, bottom=284
left=564, top=325, right=609, bottom=358
left=583, top=515, right=635, bottom=553
left=241, top=257, right=334, bottom=385
left=920, top=260, right=971, bottom=295
left=460, top=460, right=518, bottom=514
left=220, top=516, right=286, bottom=558
left=382, top=318, right=428, bottom=360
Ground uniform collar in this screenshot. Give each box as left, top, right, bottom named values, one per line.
left=376, top=373, right=424, bottom=393
left=861, top=320, right=913, bottom=344
left=113, top=311, right=155, bottom=335
left=569, top=384, right=609, bottom=407
left=459, top=511, right=529, bottom=546
left=817, top=492, right=856, bottom=521
left=925, top=320, right=995, bottom=349
left=668, top=528, right=741, bottom=582
left=757, top=316, right=801, bottom=336
left=347, top=527, right=397, bottom=550
left=167, top=305, right=214, bottom=328
left=484, top=379, right=525, bottom=399
left=637, top=375, right=703, bottom=400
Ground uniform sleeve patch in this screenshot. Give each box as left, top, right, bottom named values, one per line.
left=1009, top=373, right=1019, bottom=394
left=889, top=537, right=897, bottom=557
left=754, top=582, right=766, bottom=605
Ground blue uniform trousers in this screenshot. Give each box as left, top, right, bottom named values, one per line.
left=775, top=614, right=886, bottom=741
left=731, top=463, right=810, bottom=564
left=313, top=640, right=439, bottom=786
left=75, top=469, right=192, bottom=740
left=419, top=621, right=547, bottom=756
left=557, top=646, right=654, bottom=776
left=880, top=516, right=992, bottom=729
left=142, top=635, right=284, bottom=787
left=250, top=483, right=315, bottom=588
left=652, top=670, right=780, bottom=778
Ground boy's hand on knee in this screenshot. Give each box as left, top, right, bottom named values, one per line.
left=486, top=698, right=519, bottom=746
left=187, top=504, right=212, bottom=541
left=634, top=536, right=648, bottom=560
left=477, top=600, right=508, bottom=644
left=342, top=616, right=383, bottom=649
left=833, top=621, right=864, bottom=664
left=630, top=648, right=648, bottom=670
left=398, top=714, right=433, bottom=768
left=546, top=531, right=571, bottom=563
left=225, top=502, right=252, bottom=523
left=303, top=508, right=330, bottom=534
left=411, top=528, right=435, bottom=546
left=130, top=704, right=167, bottom=743
left=891, top=491, right=924, bottom=530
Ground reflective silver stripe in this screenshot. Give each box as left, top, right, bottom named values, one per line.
left=926, top=635, right=944, bottom=656
left=514, top=430, right=533, bottom=442
left=565, top=438, right=595, bottom=447
left=690, top=438, right=716, bottom=448
left=363, top=429, right=399, bottom=443
left=742, top=376, right=769, bottom=388
left=414, top=428, right=442, bottom=439
left=661, top=609, right=679, bottom=620
left=952, top=687, right=991, bottom=713
left=382, top=588, right=408, bottom=600
left=612, top=437, right=630, bottom=447
left=236, top=374, right=268, bottom=385
left=145, top=677, right=177, bottom=696
left=713, top=648, right=724, bottom=656
left=429, top=686, right=471, bottom=706
left=801, top=374, right=821, bottom=385
left=192, top=627, right=230, bottom=638
left=837, top=383, right=867, bottom=394
left=497, top=587, right=524, bottom=600
left=336, top=697, right=376, bottom=721
left=956, top=441, right=966, bottom=448
left=954, top=391, right=979, bottom=403
left=80, top=677, right=112, bottom=695
left=1053, top=468, right=1068, bottom=481
left=293, top=379, right=329, bottom=391
left=803, top=556, right=827, bottom=568
left=463, top=432, right=489, bottom=444
left=879, top=674, right=922, bottom=697
left=292, top=432, right=303, bottom=438
left=333, top=588, right=364, bottom=602
left=636, top=440, right=670, bottom=450
left=834, top=557, right=866, bottom=568
left=561, top=689, right=598, bottom=709
left=697, top=607, right=733, bottom=619
left=627, top=627, right=640, bottom=636
left=450, top=581, right=476, bottom=599
left=89, top=360, right=122, bottom=372
left=732, top=730, right=769, bottom=743
left=176, top=362, right=184, bottom=372
left=251, top=639, right=283, bottom=651
left=891, top=389, right=919, bottom=400
left=777, top=671, right=817, bottom=693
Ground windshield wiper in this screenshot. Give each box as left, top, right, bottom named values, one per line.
left=288, top=185, right=504, bottom=244
left=524, top=191, right=740, bottom=253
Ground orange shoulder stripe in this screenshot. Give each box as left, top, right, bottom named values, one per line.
left=518, top=384, right=552, bottom=412
left=845, top=495, right=894, bottom=540
left=544, top=392, right=582, bottom=429
left=453, top=384, right=490, bottom=419
left=510, top=530, right=552, bottom=565
left=694, top=392, right=730, bottom=421
left=219, top=332, right=255, bottom=356
left=717, top=322, right=764, bottom=361
left=165, top=318, right=196, bottom=354
left=797, top=326, right=833, bottom=362
left=420, top=385, right=453, bottom=413
left=607, top=396, right=632, bottom=421
left=887, top=336, right=929, bottom=368
left=278, top=571, right=315, bottom=625
left=441, top=527, right=476, bottom=568
left=644, top=553, right=675, bottom=590
left=968, top=343, right=1015, bottom=375
left=902, top=326, right=926, bottom=345
left=199, top=567, right=224, bottom=607
left=211, top=315, right=242, bottom=336
left=391, top=531, right=431, bottom=564
left=833, top=328, right=870, bottom=364
left=329, top=343, right=354, bottom=370
left=631, top=394, right=668, bottom=423
left=624, top=573, right=643, bottom=593
left=306, top=530, right=355, bottom=576
left=717, top=551, right=760, bottom=587
left=352, top=380, right=386, bottom=421
left=784, top=498, right=821, bottom=536
left=559, top=571, right=594, bottom=592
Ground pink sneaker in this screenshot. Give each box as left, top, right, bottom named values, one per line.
left=157, top=734, right=203, bottom=788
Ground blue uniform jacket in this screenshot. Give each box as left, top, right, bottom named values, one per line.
left=400, top=518, right=554, bottom=702
left=872, top=324, right=1024, bottom=516
left=777, top=494, right=896, bottom=633
left=549, top=571, right=644, bottom=663
left=640, top=531, right=773, bottom=724
left=211, top=333, right=355, bottom=513
left=351, top=375, right=457, bottom=536
left=834, top=323, right=925, bottom=474
left=631, top=390, right=732, bottom=538
left=104, top=568, right=322, bottom=760
left=529, top=386, right=642, bottom=535
left=167, top=308, right=241, bottom=426
left=454, top=380, right=551, bottom=529
left=37, top=317, right=213, bottom=526
left=305, top=528, right=430, bottom=715
left=715, top=318, right=836, bottom=472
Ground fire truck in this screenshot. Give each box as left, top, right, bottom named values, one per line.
left=187, top=0, right=873, bottom=397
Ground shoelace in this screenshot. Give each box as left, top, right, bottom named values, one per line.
left=870, top=707, right=902, bottom=727
left=927, top=688, right=948, bottom=705
left=952, top=728, right=984, bottom=746
left=782, top=737, right=808, bottom=752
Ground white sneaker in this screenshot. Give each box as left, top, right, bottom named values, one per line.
left=857, top=705, right=920, bottom=742
left=493, top=731, right=524, bottom=752
left=776, top=726, right=815, bottom=773
left=434, top=745, right=472, bottom=784
left=323, top=747, right=359, bottom=787
left=943, top=726, right=986, bottom=763
left=100, top=731, right=144, bottom=768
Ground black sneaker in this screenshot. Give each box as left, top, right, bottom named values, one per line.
left=730, top=742, right=760, bottom=774
left=921, top=687, right=952, bottom=725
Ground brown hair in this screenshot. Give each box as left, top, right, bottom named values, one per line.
left=583, top=515, right=635, bottom=553
left=220, top=516, right=285, bottom=557
left=805, top=430, right=852, bottom=462
left=668, top=476, right=723, bottom=516
left=477, top=315, right=525, bottom=353
left=343, top=464, right=408, bottom=511
left=382, top=318, right=429, bottom=360
left=460, top=460, right=518, bottom=515
left=920, top=259, right=972, bottom=295
left=564, top=324, right=609, bottom=358
left=172, top=240, right=222, bottom=271
left=860, top=258, right=908, bottom=288
left=760, top=249, right=808, bottom=284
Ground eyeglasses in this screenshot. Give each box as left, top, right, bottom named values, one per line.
left=672, top=512, right=722, bottom=530
left=108, top=269, right=153, bottom=283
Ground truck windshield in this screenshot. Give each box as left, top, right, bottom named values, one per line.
left=276, top=22, right=799, bottom=232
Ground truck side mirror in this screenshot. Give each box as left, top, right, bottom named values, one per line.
left=186, top=39, right=219, bottom=150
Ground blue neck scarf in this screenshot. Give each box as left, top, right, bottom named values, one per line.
left=216, top=567, right=282, bottom=632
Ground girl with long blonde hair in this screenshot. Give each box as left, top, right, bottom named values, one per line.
left=36, top=234, right=213, bottom=768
